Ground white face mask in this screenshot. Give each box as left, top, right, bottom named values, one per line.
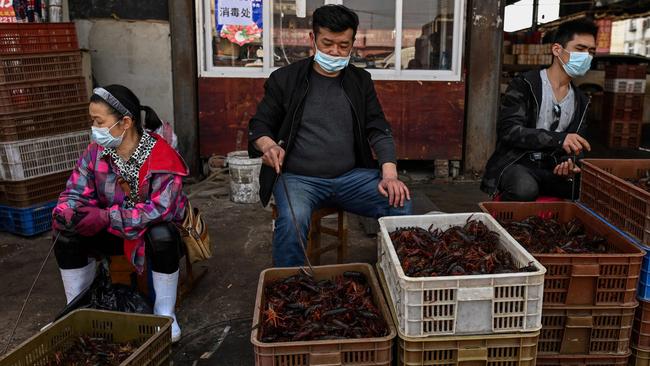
left=91, top=120, right=125, bottom=148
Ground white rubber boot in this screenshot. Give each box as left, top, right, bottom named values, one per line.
left=59, top=258, right=96, bottom=304
left=153, top=270, right=181, bottom=343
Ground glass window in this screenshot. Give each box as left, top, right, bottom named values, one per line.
left=212, top=0, right=264, bottom=67
left=402, top=0, right=455, bottom=70
left=272, top=0, right=323, bottom=68
left=344, top=0, right=396, bottom=69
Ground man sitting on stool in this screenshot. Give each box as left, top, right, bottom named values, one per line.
left=481, top=19, right=597, bottom=201
left=248, top=5, right=412, bottom=267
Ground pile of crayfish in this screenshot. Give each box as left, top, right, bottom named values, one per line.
left=499, top=215, right=611, bottom=254
left=47, top=336, right=136, bottom=365
left=259, top=270, right=388, bottom=342
left=627, top=171, right=650, bottom=192
left=390, top=218, right=534, bottom=277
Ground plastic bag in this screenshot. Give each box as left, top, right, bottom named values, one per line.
left=55, top=260, right=152, bottom=320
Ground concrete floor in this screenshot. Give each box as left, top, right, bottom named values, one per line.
left=0, top=179, right=487, bottom=365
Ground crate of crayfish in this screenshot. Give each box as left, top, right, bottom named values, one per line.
left=378, top=213, right=545, bottom=338
left=480, top=201, right=645, bottom=306
left=0, top=309, right=171, bottom=366
left=251, top=263, right=396, bottom=366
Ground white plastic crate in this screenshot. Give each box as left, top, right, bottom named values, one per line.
left=378, top=213, right=545, bottom=338
left=0, top=130, right=89, bottom=181
left=604, top=78, right=647, bottom=94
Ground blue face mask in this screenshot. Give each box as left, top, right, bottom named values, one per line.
left=91, top=119, right=125, bottom=148
left=314, top=43, right=351, bottom=73
left=558, top=49, right=593, bottom=78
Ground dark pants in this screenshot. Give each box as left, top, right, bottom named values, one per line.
left=498, top=163, right=580, bottom=201
left=54, top=222, right=182, bottom=274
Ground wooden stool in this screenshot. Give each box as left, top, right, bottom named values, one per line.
left=271, top=205, right=348, bottom=265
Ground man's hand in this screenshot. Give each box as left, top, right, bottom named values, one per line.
left=255, top=136, right=285, bottom=174
left=562, top=133, right=591, bottom=155
left=553, top=158, right=581, bottom=177
left=378, top=163, right=411, bottom=207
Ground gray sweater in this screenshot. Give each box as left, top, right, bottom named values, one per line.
left=284, top=72, right=396, bottom=178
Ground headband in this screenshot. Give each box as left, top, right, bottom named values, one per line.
left=93, top=87, right=134, bottom=118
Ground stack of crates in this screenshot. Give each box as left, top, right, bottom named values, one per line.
left=579, top=159, right=650, bottom=365
left=603, top=64, right=647, bottom=149
left=0, top=23, right=90, bottom=236
left=377, top=213, right=545, bottom=366
left=480, top=201, right=645, bottom=366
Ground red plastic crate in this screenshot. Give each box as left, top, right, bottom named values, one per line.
left=608, top=132, right=641, bottom=149
left=606, top=64, right=647, bottom=79
left=480, top=202, right=644, bottom=307
left=0, top=77, right=87, bottom=114
left=580, top=159, right=650, bottom=246
left=0, top=52, right=82, bottom=84
left=0, top=171, right=69, bottom=207
left=0, top=23, right=78, bottom=55
left=603, top=92, right=644, bottom=122
left=0, top=103, right=89, bottom=142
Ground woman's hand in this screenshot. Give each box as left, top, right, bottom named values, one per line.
left=75, top=207, right=110, bottom=237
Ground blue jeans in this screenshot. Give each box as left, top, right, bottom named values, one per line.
left=272, top=168, right=413, bottom=267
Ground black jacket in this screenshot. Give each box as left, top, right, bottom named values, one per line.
left=481, top=69, right=590, bottom=195
left=248, top=57, right=393, bottom=206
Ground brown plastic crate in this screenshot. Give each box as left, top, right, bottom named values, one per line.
left=0, top=102, right=89, bottom=142
left=608, top=132, right=641, bottom=149
left=606, top=64, right=647, bottom=79
left=0, top=309, right=172, bottom=366
left=580, top=159, right=650, bottom=246
left=0, top=51, right=83, bottom=84
left=631, top=346, right=650, bottom=366
left=633, top=298, right=650, bottom=349
left=0, top=76, right=87, bottom=114
left=0, top=171, right=69, bottom=207
left=251, top=263, right=396, bottom=366
left=479, top=202, right=645, bottom=306
left=0, top=23, right=78, bottom=55
left=609, top=120, right=642, bottom=137
left=536, top=353, right=630, bottom=366
left=538, top=304, right=636, bottom=355
left=603, top=92, right=644, bottom=122
left=376, top=264, right=539, bottom=366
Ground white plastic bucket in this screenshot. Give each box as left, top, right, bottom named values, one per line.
left=227, top=151, right=262, bottom=204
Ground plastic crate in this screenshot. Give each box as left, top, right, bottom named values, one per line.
left=479, top=202, right=644, bottom=307
left=0, top=130, right=89, bottom=181
left=251, top=263, right=396, bottom=366
left=0, top=171, right=69, bottom=207
left=538, top=304, right=636, bottom=355
left=0, top=309, right=171, bottom=366
left=631, top=346, right=650, bottom=366
left=0, top=23, right=78, bottom=55
left=0, top=200, right=56, bottom=236
left=633, top=298, right=650, bottom=349
left=0, top=51, right=82, bottom=83
left=604, top=78, right=647, bottom=94
left=0, top=76, right=87, bottom=114
left=606, top=64, right=647, bottom=79
left=603, top=92, right=644, bottom=122
left=376, top=263, right=539, bottom=366
left=0, top=102, right=89, bottom=142
left=609, top=120, right=642, bottom=137
left=607, top=132, right=641, bottom=149
left=378, top=213, right=545, bottom=337
left=580, top=159, right=650, bottom=247
left=536, top=354, right=630, bottom=366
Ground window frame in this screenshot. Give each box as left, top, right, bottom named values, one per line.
left=197, top=0, right=466, bottom=81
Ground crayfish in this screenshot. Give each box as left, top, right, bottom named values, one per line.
left=390, top=218, right=528, bottom=277
left=258, top=271, right=388, bottom=342
left=47, top=336, right=136, bottom=365
left=499, top=215, right=612, bottom=254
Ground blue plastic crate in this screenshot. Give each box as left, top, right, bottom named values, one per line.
left=0, top=201, right=56, bottom=236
